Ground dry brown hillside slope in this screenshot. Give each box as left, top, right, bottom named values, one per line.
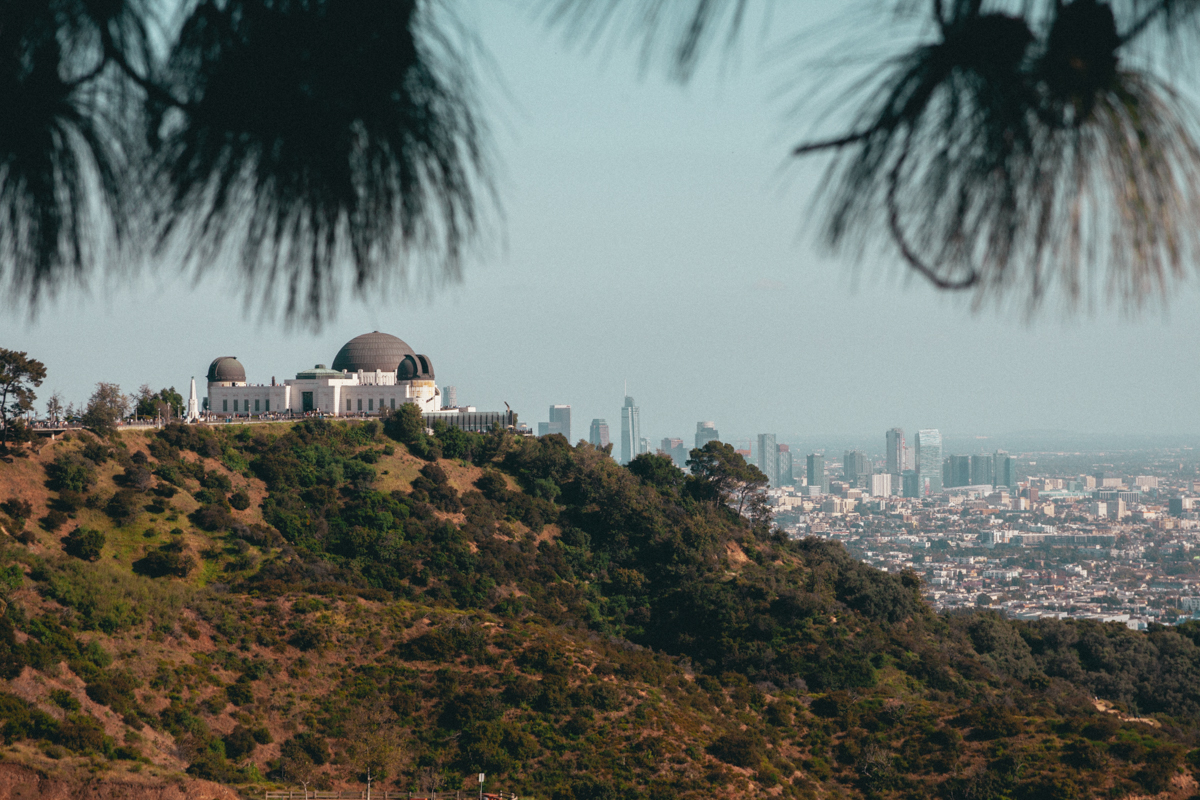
left=1, top=423, right=1198, bottom=800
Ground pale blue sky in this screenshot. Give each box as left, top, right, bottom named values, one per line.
left=1, top=1, right=1197, bottom=450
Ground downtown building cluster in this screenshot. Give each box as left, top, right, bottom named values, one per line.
left=767, top=435, right=1200, bottom=632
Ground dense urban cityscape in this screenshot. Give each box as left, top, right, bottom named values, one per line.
left=535, top=401, right=1200, bottom=633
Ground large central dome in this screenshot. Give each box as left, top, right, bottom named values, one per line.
left=331, top=331, right=416, bottom=374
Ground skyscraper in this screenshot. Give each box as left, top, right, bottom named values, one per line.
left=589, top=418, right=610, bottom=449
left=886, top=428, right=905, bottom=475
left=843, top=450, right=870, bottom=487
left=620, top=396, right=640, bottom=465
left=549, top=404, right=571, bottom=443
left=695, top=421, right=719, bottom=450
left=947, top=455, right=971, bottom=487
left=994, top=451, right=1016, bottom=488
left=661, top=438, right=687, bottom=468
left=757, top=433, right=779, bottom=486
left=915, top=429, right=943, bottom=495
left=970, top=454, right=993, bottom=486
left=806, top=453, right=826, bottom=493
left=778, top=444, right=793, bottom=485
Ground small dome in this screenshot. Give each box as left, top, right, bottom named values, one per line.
left=399, top=354, right=435, bottom=380
left=331, top=331, right=416, bottom=374
left=207, top=357, right=246, bottom=383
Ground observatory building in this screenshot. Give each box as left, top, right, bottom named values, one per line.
left=205, top=331, right=518, bottom=431
left=207, top=331, right=438, bottom=417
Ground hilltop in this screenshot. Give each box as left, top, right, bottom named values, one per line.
left=1, top=414, right=1200, bottom=799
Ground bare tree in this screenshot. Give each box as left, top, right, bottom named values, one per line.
left=45, top=392, right=63, bottom=426
left=344, top=701, right=402, bottom=795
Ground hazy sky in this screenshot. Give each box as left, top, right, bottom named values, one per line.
left=2, top=1, right=1198, bottom=452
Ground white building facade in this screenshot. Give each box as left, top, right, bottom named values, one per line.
left=206, top=331, right=441, bottom=417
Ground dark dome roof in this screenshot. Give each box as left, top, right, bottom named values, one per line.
left=207, top=357, right=246, bottom=383
left=331, top=331, right=415, bottom=373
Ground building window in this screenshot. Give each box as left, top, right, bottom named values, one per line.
left=379, top=399, right=384, bottom=412
left=389, top=398, right=395, bottom=410
left=254, top=399, right=260, bottom=412
left=233, top=399, right=238, bottom=412
left=368, top=399, right=374, bottom=411
left=346, top=398, right=351, bottom=411
left=357, top=399, right=362, bottom=411
left=265, top=399, right=270, bottom=412
left=223, top=399, right=228, bottom=412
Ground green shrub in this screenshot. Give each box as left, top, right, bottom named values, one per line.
left=39, top=509, right=69, bottom=531
left=48, top=689, right=80, bottom=712
left=0, top=498, right=32, bottom=523
left=226, top=680, right=254, bottom=706
left=106, top=489, right=143, bottom=523
left=0, top=693, right=59, bottom=743
left=229, top=490, right=251, bottom=511
left=708, top=731, right=761, bottom=768
left=63, top=528, right=106, bottom=561
left=56, top=714, right=107, bottom=753
left=45, top=453, right=97, bottom=493
left=133, top=549, right=196, bottom=579
left=280, top=732, right=330, bottom=765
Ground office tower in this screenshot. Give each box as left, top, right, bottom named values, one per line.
left=902, top=470, right=920, bottom=497
left=947, top=455, right=971, bottom=487
left=870, top=472, right=892, bottom=497
left=843, top=450, right=870, bottom=487
left=758, top=433, right=779, bottom=486
left=886, top=428, right=904, bottom=475
left=970, top=454, right=994, bottom=486
left=589, top=418, right=610, bottom=449
left=639, top=437, right=650, bottom=456
left=537, top=422, right=550, bottom=436
left=695, top=421, right=719, bottom=449
left=620, top=396, right=640, bottom=464
left=1170, top=497, right=1195, bottom=516
left=548, top=405, right=571, bottom=443
left=806, top=453, right=826, bottom=492
left=778, top=444, right=793, bottom=485
left=443, top=386, right=457, bottom=409
left=994, top=451, right=1016, bottom=488
left=915, top=429, right=943, bottom=495
left=661, top=438, right=687, bottom=468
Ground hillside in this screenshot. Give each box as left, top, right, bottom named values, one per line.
left=1, top=416, right=1200, bottom=800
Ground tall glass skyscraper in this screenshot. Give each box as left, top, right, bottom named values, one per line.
left=549, top=404, right=571, bottom=443
left=915, top=429, right=943, bottom=495
left=806, top=453, right=826, bottom=492
left=695, top=421, right=720, bottom=450
left=757, top=433, right=778, bottom=486
left=886, top=428, right=904, bottom=475
left=994, top=451, right=1016, bottom=488
left=589, top=418, right=610, bottom=449
left=620, top=396, right=640, bottom=465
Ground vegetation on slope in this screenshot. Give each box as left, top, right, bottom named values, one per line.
left=0, top=414, right=1198, bottom=799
